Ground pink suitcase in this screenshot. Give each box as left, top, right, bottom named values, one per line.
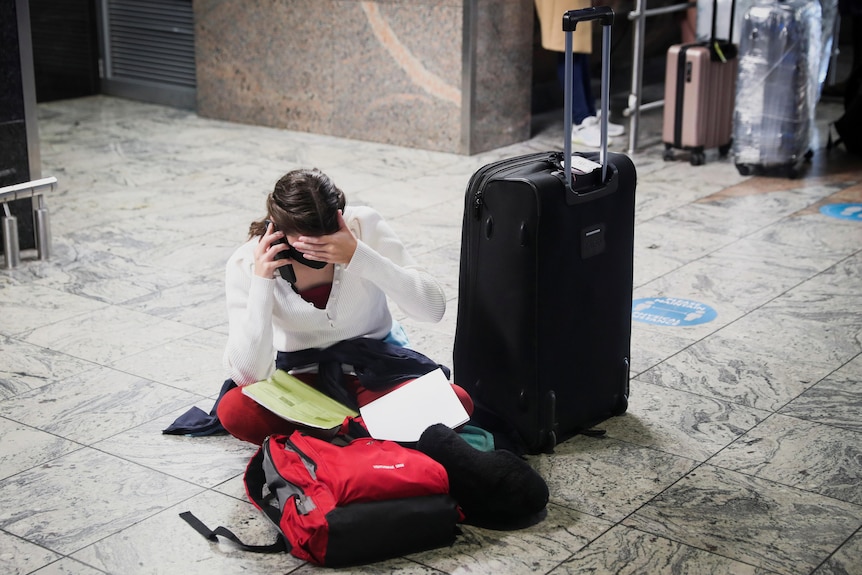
left=662, top=0, right=738, bottom=165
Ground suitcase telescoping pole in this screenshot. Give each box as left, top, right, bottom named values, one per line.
left=563, top=7, right=614, bottom=185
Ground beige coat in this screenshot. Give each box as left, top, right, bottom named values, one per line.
left=535, top=0, right=592, bottom=53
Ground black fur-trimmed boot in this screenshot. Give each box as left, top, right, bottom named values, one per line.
left=416, top=424, right=549, bottom=528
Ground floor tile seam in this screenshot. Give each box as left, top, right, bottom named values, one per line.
left=0, top=293, right=113, bottom=341
left=627, top=373, right=777, bottom=417
left=606, top=513, right=784, bottom=574
left=91, top=317, right=213, bottom=366
left=58, top=486, right=212, bottom=564
left=475, top=500, right=612, bottom=575
left=636, top=250, right=859, bottom=366
left=2, top=364, right=216, bottom=445
left=0, top=340, right=103, bottom=388
left=91, top=362, right=218, bottom=403
left=770, top=351, right=862, bottom=416
left=696, top=447, right=862, bottom=512
left=398, top=556, right=455, bottom=575
left=630, top=231, right=745, bottom=290
left=0, top=418, right=89, bottom=478
left=606, top=408, right=773, bottom=465
left=111, top=294, right=228, bottom=331
left=616, top=456, right=862, bottom=573
left=637, top=183, right=860, bottom=265
left=806, top=524, right=862, bottom=575
left=591, top=459, right=782, bottom=574
left=0, top=531, right=87, bottom=575
left=632, top=214, right=852, bottom=294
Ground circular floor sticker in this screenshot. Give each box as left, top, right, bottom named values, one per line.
left=820, top=203, right=862, bottom=221
left=632, top=297, right=717, bottom=326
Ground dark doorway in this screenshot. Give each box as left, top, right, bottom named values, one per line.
left=29, top=0, right=101, bottom=102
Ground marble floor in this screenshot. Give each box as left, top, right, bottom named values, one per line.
left=1, top=94, right=860, bottom=575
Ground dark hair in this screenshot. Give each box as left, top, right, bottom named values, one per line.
left=249, top=168, right=346, bottom=239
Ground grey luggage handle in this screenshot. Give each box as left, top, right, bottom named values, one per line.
left=562, top=6, right=614, bottom=185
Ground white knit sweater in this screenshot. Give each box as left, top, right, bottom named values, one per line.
left=223, top=205, right=446, bottom=385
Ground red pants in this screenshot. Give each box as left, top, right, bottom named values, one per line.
left=217, top=374, right=474, bottom=445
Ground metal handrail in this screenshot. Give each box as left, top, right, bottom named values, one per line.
left=0, top=176, right=58, bottom=201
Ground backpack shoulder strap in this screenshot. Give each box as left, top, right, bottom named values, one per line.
left=179, top=511, right=287, bottom=554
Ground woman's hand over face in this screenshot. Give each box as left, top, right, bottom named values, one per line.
left=291, top=211, right=357, bottom=265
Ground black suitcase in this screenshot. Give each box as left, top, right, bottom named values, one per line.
left=453, top=7, right=636, bottom=454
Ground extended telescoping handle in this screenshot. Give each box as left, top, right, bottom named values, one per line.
left=563, top=6, right=614, bottom=185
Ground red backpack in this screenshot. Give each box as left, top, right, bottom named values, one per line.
left=182, top=431, right=461, bottom=567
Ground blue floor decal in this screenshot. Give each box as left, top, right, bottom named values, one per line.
left=632, top=297, right=717, bottom=326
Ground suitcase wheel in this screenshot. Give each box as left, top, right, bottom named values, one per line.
left=736, top=163, right=753, bottom=176
left=689, top=152, right=705, bottom=167
left=662, top=146, right=674, bottom=162
left=543, top=430, right=557, bottom=454
left=611, top=394, right=629, bottom=417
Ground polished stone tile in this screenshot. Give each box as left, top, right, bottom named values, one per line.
left=628, top=324, right=696, bottom=376
left=30, top=557, right=105, bottom=575
left=69, top=489, right=298, bottom=574
left=406, top=242, right=461, bottom=302
left=548, top=524, right=774, bottom=575
left=0, top=417, right=81, bottom=481
left=709, top=414, right=862, bottom=505
left=0, top=336, right=95, bottom=399
left=677, top=181, right=853, bottom=237
left=28, top=242, right=194, bottom=306
left=0, top=283, right=107, bottom=337
left=412, top=503, right=613, bottom=575
left=0, top=448, right=202, bottom=555
left=655, top=237, right=843, bottom=313
left=531, top=436, right=698, bottom=522
left=624, top=465, right=862, bottom=575
left=0, top=365, right=198, bottom=445
left=749, top=212, right=861, bottom=257
left=779, top=355, right=862, bottom=432
left=810, top=529, right=862, bottom=575
left=636, top=335, right=835, bottom=411
left=0, top=529, right=61, bottom=575
left=603, top=380, right=769, bottom=462
left=108, top=329, right=227, bottom=395
left=118, top=275, right=229, bottom=331
left=18, top=306, right=200, bottom=366
left=716, top=299, right=861, bottom=368
left=93, top=411, right=253, bottom=489
left=632, top=219, right=739, bottom=287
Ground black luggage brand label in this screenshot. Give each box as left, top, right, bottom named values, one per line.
left=581, top=224, right=606, bottom=259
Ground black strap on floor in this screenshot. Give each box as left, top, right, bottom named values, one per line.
left=179, top=511, right=287, bottom=554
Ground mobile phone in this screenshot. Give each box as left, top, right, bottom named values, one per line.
left=265, top=220, right=327, bottom=282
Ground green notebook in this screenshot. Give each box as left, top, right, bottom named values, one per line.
left=242, top=370, right=358, bottom=429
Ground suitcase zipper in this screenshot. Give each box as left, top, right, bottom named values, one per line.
left=468, top=152, right=556, bottom=220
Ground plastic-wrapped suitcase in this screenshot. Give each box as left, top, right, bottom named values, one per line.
left=732, top=0, right=822, bottom=178
left=662, top=0, right=739, bottom=166
left=696, top=0, right=755, bottom=44
left=453, top=7, right=635, bottom=455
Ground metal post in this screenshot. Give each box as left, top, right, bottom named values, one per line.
left=2, top=205, right=20, bottom=269
left=34, top=195, right=51, bottom=260
left=627, top=0, right=646, bottom=154
left=601, top=23, right=611, bottom=181
left=564, top=28, right=574, bottom=188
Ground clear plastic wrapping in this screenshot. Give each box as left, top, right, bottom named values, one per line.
left=732, top=0, right=822, bottom=169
